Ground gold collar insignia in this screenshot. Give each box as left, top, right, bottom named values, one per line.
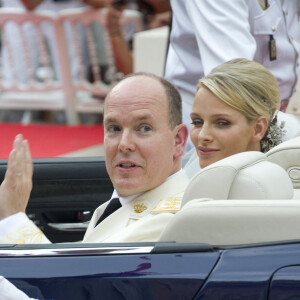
left=134, top=203, right=147, bottom=214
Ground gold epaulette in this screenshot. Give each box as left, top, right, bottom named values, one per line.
left=151, top=197, right=182, bottom=214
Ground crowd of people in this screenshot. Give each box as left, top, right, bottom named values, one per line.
left=0, top=0, right=300, bottom=298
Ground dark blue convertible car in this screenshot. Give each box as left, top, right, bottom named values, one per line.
left=3, top=240, right=300, bottom=299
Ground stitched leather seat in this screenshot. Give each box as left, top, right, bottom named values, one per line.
left=266, top=136, right=300, bottom=198
left=159, top=198, right=300, bottom=245
left=182, top=151, right=293, bottom=207
left=159, top=151, right=295, bottom=245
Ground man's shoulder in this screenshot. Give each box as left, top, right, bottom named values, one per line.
left=151, top=197, right=182, bottom=214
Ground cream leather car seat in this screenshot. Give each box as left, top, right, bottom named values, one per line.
left=182, top=151, right=293, bottom=206
left=159, top=151, right=295, bottom=246
left=266, top=136, right=300, bottom=198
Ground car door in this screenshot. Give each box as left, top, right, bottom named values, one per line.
left=0, top=242, right=220, bottom=300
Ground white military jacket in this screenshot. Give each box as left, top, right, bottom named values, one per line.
left=0, top=171, right=189, bottom=244
left=83, top=170, right=189, bottom=243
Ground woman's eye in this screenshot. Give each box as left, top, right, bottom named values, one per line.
left=217, top=120, right=230, bottom=126
left=191, top=119, right=203, bottom=126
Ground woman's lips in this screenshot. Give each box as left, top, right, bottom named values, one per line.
left=198, top=146, right=219, bottom=156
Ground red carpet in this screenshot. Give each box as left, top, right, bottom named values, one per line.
left=0, top=123, right=104, bottom=158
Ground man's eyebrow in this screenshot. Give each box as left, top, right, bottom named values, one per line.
left=104, top=115, right=154, bottom=124
left=104, top=117, right=118, bottom=125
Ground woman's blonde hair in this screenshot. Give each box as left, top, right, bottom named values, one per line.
left=197, top=58, right=281, bottom=124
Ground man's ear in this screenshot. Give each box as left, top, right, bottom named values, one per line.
left=173, top=124, right=189, bottom=160
left=252, top=116, right=268, bottom=142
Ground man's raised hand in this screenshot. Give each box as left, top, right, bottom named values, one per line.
left=0, top=134, right=33, bottom=220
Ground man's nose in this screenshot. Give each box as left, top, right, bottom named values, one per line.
left=118, top=130, right=136, bottom=152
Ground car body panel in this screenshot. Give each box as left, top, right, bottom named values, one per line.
left=195, top=243, right=300, bottom=299
left=3, top=242, right=300, bottom=299
left=269, top=265, right=300, bottom=299
left=0, top=243, right=219, bottom=300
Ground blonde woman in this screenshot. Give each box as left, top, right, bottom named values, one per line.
left=186, top=58, right=285, bottom=173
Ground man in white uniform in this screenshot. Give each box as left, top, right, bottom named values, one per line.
left=0, top=73, right=189, bottom=243
left=165, top=0, right=300, bottom=151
